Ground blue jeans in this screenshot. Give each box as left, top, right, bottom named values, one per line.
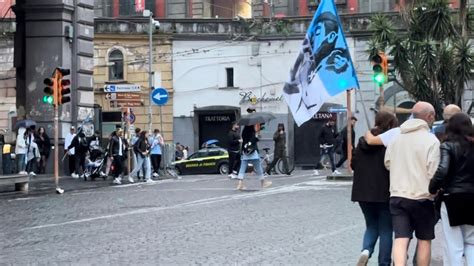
left=320, top=146, right=336, bottom=172
left=16, top=154, right=26, bottom=173
left=238, top=152, right=264, bottom=180
left=359, top=202, right=393, bottom=266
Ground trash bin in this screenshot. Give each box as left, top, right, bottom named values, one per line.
left=2, top=144, right=13, bottom=175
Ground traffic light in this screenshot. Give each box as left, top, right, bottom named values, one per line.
left=57, top=68, right=71, bottom=105
left=43, top=76, right=56, bottom=105
left=371, top=52, right=387, bottom=85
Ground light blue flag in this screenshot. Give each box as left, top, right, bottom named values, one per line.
left=283, top=0, right=359, bottom=126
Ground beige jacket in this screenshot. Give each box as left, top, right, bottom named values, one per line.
left=384, top=119, right=440, bottom=200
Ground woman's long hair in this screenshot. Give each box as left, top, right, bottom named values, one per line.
left=276, top=123, right=285, bottom=132
left=371, top=111, right=399, bottom=136
left=446, top=113, right=474, bottom=152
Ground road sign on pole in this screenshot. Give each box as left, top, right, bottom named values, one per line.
left=104, top=84, right=141, bottom=93
left=151, top=88, right=169, bottom=106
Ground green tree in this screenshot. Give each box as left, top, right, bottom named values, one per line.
left=369, top=0, right=474, bottom=117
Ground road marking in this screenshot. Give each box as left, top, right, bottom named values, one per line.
left=21, top=179, right=348, bottom=231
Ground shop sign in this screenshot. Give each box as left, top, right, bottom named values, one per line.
left=312, top=112, right=336, bottom=120
left=203, top=115, right=232, bottom=123
left=239, top=91, right=283, bottom=105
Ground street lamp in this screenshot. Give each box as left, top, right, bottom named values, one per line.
left=143, top=9, right=160, bottom=132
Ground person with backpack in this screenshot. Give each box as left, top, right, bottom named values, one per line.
left=129, top=130, right=153, bottom=183
left=67, top=129, right=89, bottom=179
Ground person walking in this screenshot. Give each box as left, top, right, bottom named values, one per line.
left=36, top=127, right=51, bottom=174
left=130, top=128, right=143, bottom=180
left=336, top=116, right=357, bottom=169
left=227, top=122, right=242, bottom=179
left=318, top=117, right=339, bottom=175
left=429, top=113, right=474, bottom=266
left=67, top=129, right=89, bottom=179
left=384, top=101, right=440, bottom=266
left=236, top=124, right=272, bottom=190
left=109, top=128, right=129, bottom=184
left=64, top=126, right=76, bottom=177
left=104, top=131, right=116, bottom=177
left=351, top=112, right=398, bottom=266
left=15, top=127, right=27, bottom=174
left=129, top=131, right=153, bottom=183
left=265, top=123, right=291, bottom=175
left=149, top=129, right=164, bottom=178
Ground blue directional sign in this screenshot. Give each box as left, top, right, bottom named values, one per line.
left=151, top=87, right=169, bottom=106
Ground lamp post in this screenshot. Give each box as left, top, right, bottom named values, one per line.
left=144, top=9, right=154, bottom=132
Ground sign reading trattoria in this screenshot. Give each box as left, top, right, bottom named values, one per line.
left=239, top=91, right=283, bottom=105
left=203, top=115, right=232, bottom=123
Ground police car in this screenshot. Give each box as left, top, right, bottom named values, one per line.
left=172, top=147, right=229, bottom=175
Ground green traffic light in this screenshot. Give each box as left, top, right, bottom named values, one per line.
left=43, top=95, right=53, bottom=105
left=373, top=73, right=385, bottom=84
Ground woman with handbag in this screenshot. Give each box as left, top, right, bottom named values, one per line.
left=236, top=124, right=272, bottom=190
left=429, top=113, right=474, bottom=266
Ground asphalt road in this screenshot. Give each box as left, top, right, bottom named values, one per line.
left=0, top=170, right=443, bottom=265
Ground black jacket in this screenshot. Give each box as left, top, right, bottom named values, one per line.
left=109, top=135, right=128, bottom=157
left=227, top=129, right=241, bottom=152
left=134, top=137, right=149, bottom=158
left=68, top=134, right=89, bottom=154
left=337, top=126, right=355, bottom=152
left=429, top=141, right=474, bottom=195
left=273, top=131, right=286, bottom=157
left=351, top=137, right=390, bottom=203
left=320, top=124, right=337, bottom=146
left=241, top=126, right=259, bottom=152
left=36, top=134, right=51, bottom=157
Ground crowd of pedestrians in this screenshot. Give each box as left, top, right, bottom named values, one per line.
left=351, top=102, right=474, bottom=266
left=15, top=125, right=51, bottom=176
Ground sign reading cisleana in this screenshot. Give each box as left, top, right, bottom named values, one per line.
left=239, top=91, right=283, bottom=105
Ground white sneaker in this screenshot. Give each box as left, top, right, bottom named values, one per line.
left=357, top=250, right=370, bottom=266
left=100, top=171, right=106, bottom=177
left=313, top=170, right=320, bottom=175
left=145, top=179, right=155, bottom=183
left=152, top=172, right=159, bottom=178
left=333, top=170, right=342, bottom=175
left=113, top=178, right=122, bottom=185
left=128, top=176, right=135, bottom=183
left=71, top=173, right=79, bottom=179
left=29, top=172, right=36, bottom=176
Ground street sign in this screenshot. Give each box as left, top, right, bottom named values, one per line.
left=111, top=100, right=142, bottom=108
left=151, top=87, right=169, bottom=106
left=104, top=84, right=141, bottom=93
left=116, top=92, right=141, bottom=100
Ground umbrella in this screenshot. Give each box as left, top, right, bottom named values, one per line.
left=202, top=139, right=219, bottom=148
left=238, top=112, right=276, bottom=126
left=14, top=119, right=37, bottom=130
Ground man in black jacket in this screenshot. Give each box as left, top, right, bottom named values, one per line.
left=67, top=129, right=89, bottom=179
left=109, top=128, right=128, bottom=184
left=227, top=122, right=242, bottom=179
left=318, top=118, right=338, bottom=174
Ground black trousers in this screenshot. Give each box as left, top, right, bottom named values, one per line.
left=112, top=155, right=125, bottom=178
left=228, top=150, right=241, bottom=174
left=150, top=154, right=162, bottom=174
left=75, top=153, right=86, bottom=175
left=68, top=154, right=76, bottom=175
left=266, top=153, right=289, bottom=174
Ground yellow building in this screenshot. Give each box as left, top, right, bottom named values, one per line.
left=94, top=24, right=173, bottom=142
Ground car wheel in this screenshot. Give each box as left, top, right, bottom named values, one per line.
left=218, top=163, right=229, bottom=175
left=175, top=166, right=182, bottom=175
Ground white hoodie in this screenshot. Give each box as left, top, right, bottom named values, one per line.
left=15, top=127, right=27, bottom=155
left=384, top=119, right=440, bottom=200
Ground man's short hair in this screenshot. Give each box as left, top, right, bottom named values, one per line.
left=350, top=116, right=358, bottom=121
left=154, top=129, right=160, bottom=134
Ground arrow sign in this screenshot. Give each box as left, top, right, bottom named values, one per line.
left=151, top=88, right=169, bottom=106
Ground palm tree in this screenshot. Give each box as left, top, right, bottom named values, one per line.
left=369, top=0, right=474, bottom=117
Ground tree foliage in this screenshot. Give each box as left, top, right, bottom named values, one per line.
left=369, top=0, right=474, bottom=116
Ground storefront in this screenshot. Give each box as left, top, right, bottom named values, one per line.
left=193, top=106, right=240, bottom=150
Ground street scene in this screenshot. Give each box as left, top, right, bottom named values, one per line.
left=1, top=0, right=474, bottom=265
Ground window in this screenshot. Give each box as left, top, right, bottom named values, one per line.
left=109, top=49, right=124, bottom=81
left=226, top=67, right=234, bottom=87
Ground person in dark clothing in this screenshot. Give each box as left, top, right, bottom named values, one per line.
left=336, top=116, right=357, bottom=169
left=67, top=129, right=89, bottom=179
left=227, top=122, right=242, bottom=178
left=429, top=113, right=474, bottom=265
left=36, top=127, right=51, bottom=174
left=109, top=128, right=128, bottom=184
left=129, top=130, right=153, bottom=183
left=318, top=118, right=338, bottom=174
left=266, top=123, right=290, bottom=175
left=351, top=111, right=398, bottom=266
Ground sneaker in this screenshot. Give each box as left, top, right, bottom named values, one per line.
left=29, top=172, right=36, bottom=176
left=261, top=180, right=272, bottom=188
left=153, top=172, right=159, bottom=178
left=71, top=173, right=79, bottom=179
left=333, top=170, right=342, bottom=175
left=113, top=178, right=122, bottom=185
left=357, top=250, right=369, bottom=266
left=145, top=179, right=155, bottom=183
left=128, top=176, right=135, bottom=183
left=100, top=171, right=106, bottom=177
left=313, top=170, right=320, bottom=175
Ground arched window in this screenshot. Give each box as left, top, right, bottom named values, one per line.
left=109, top=49, right=124, bottom=81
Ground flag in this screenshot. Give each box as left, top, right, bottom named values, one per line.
left=135, top=0, right=145, bottom=13
left=283, top=0, right=359, bottom=126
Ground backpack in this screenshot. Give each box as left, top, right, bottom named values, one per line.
left=242, top=140, right=256, bottom=156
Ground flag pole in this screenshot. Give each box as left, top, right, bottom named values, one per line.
left=346, top=89, right=353, bottom=172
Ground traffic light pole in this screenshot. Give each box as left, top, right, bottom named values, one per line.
left=54, top=104, right=59, bottom=187
left=379, top=84, right=385, bottom=107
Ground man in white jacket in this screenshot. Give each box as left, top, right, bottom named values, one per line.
left=64, top=126, right=76, bottom=177
left=384, top=101, right=440, bottom=266
left=15, top=127, right=27, bottom=174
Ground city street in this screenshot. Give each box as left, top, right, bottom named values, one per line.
left=0, top=171, right=443, bottom=265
